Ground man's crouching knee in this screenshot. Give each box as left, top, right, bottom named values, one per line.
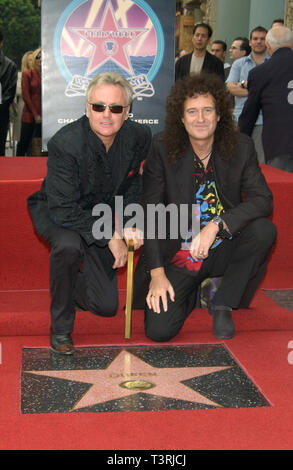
left=145, top=322, right=179, bottom=343
left=89, top=296, right=119, bottom=318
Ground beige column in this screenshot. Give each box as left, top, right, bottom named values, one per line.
left=285, top=0, right=293, bottom=30
left=201, top=0, right=218, bottom=36
left=183, top=0, right=204, bottom=22
left=182, top=0, right=218, bottom=31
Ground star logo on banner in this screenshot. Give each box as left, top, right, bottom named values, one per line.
left=25, top=350, right=232, bottom=411
left=71, top=1, right=148, bottom=76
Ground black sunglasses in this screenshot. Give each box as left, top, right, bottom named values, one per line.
left=88, top=103, right=128, bottom=114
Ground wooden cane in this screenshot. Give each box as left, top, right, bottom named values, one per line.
left=125, top=239, right=134, bottom=339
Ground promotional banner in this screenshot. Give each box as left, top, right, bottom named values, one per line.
left=41, top=0, right=175, bottom=149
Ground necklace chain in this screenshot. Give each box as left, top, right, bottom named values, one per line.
left=195, top=150, right=212, bottom=163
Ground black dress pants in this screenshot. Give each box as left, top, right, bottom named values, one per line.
left=43, top=226, right=119, bottom=334
left=267, top=154, right=293, bottom=173
left=145, top=218, right=277, bottom=342
left=16, top=122, right=41, bottom=156
left=0, top=106, right=9, bottom=156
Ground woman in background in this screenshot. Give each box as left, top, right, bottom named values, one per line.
left=16, top=48, right=41, bottom=156
left=11, top=50, right=33, bottom=151
left=22, top=51, right=34, bottom=71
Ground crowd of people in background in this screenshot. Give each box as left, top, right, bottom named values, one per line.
left=1, top=17, right=293, bottom=171
left=16, top=47, right=42, bottom=157
left=0, top=33, right=42, bottom=158
left=175, top=18, right=293, bottom=171
left=11, top=50, right=34, bottom=148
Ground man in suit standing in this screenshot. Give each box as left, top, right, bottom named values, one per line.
left=211, top=40, right=231, bottom=79
left=238, top=26, right=293, bottom=171
left=133, top=73, right=276, bottom=342
left=0, top=30, right=17, bottom=156
left=27, top=73, right=151, bottom=354
left=175, top=23, right=224, bottom=81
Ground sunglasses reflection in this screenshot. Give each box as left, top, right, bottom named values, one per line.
left=88, top=103, right=128, bottom=114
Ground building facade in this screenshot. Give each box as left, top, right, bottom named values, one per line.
left=177, top=0, right=292, bottom=55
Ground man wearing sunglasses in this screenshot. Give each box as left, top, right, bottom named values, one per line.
left=28, top=72, right=151, bottom=354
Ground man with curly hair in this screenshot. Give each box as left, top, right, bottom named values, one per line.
left=133, top=73, right=276, bottom=341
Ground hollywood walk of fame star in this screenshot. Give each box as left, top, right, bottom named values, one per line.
left=71, top=1, right=148, bottom=76
left=25, top=350, right=232, bottom=412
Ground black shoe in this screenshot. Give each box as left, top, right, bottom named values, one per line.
left=50, top=333, right=75, bottom=355
left=209, top=305, right=235, bottom=339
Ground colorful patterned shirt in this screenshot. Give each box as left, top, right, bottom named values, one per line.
left=171, top=153, right=225, bottom=274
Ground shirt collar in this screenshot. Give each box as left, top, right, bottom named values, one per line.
left=244, top=51, right=270, bottom=64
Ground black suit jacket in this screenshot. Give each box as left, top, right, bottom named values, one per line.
left=175, top=50, right=225, bottom=81
left=132, top=132, right=273, bottom=305
left=0, top=49, right=17, bottom=108
left=238, top=47, right=293, bottom=161
left=27, top=116, right=151, bottom=246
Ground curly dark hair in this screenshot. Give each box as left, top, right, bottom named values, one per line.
left=163, top=73, right=239, bottom=163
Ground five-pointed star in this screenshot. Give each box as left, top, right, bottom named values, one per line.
left=72, top=1, right=147, bottom=76
left=25, top=350, right=232, bottom=411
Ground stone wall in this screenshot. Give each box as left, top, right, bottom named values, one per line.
left=182, top=0, right=293, bottom=44
left=183, top=0, right=218, bottom=40
left=202, top=0, right=218, bottom=34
